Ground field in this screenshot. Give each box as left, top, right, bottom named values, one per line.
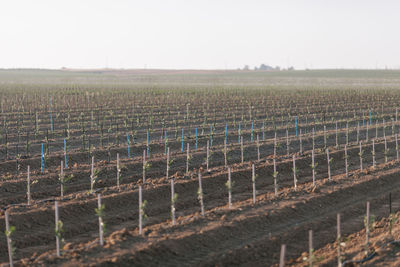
left=1, top=69, right=400, bottom=266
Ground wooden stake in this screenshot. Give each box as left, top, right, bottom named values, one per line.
left=60, top=160, right=66, bottom=197
left=257, top=134, right=260, bottom=161
left=365, top=201, right=370, bottom=255
left=279, top=244, right=286, bottom=267
left=396, top=134, right=399, bottom=161
left=273, top=158, right=278, bottom=196
left=312, top=149, right=316, bottom=187
left=228, top=167, right=232, bottom=208
left=240, top=137, right=244, bottom=164
left=207, top=140, right=210, bottom=170
left=337, top=213, right=341, bottom=267
left=299, top=129, right=303, bottom=154
left=383, top=119, right=386, bottom=140
left=372, top=139, right=376, bottom=169
left=326, top=148, right=331, bottom=181
left=384, top=136, right=388, bottom=163
left=312, top=128, right=315, bottom=151
left=252, top=164, right=256, bottom=204
left=117, top=153, right=120, bottom=189
left=335, top=121, right=338, bottom=148
left=286, top=128, right=289, bottom=156
left=5, top=211, right=14, bottom=267
left=90, top=156, right=95, bottom=192
left=224, top=138, right=227, bottom=167
left=359, top=141, right=363, bottom=171
left=171, top=178, right=176, bottom=225
left=293, top=155, right=297, bottom=191
left=274, top=132, right=277, bottom=158
left=166, top=147, right=170, bottom=179
left=309, top=230, right=313, bottom=267
left=55, top=201, right=60, bottom=256
left=27, top=165, right=31, bottom=205
left=142, top=150, right=146, bottom=183
left=139, top=186, right=143, bottom=235
left=186, top=143, right=190, bottom=175
left=198, top=172, right=205, bottom=215
left=98, top=194, right=104, bottom=246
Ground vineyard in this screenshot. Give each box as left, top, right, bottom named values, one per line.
left=2, top=69, right=400, bottom=266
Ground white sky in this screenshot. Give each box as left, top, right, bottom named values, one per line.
left=1, top=0, right=400, bottom=70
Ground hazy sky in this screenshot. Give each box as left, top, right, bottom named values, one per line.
left=1, top=0, right=400, bottom=69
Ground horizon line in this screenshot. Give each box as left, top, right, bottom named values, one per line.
left=0, top=67, right=399, bottom=72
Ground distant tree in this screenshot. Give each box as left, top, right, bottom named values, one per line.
left=259, top=64, right=274, bottom=71
left=243, top=65, right=250, bottom=71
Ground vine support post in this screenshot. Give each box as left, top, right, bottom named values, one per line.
left=365, top=201, right=370, bottom=255
left=326, top=148, right=331, bottom=181
left=396, top=134, right=399, bottom=161
left=312, top=128, right=315, bottom=151
left=171, top=178, right=176, bottom=225
left=186, top=143, right=190, bottom=175
left=5, top=211, right=13, bottom=267
left=55, top=201, right=60, bottom=257
left=279, top=244, right=286, bottom=267
left=293, top=155, right=297, bottom=191
left=273, top=158, right=278, bottom=196
left=359, top=141, right=363, bottom=171
left=372, top=139, right=376, bottom=168
left=274, top=132, right=277, bottom=158
left=309, top=230, right=313, bottom=267
left=198, top=172, right=205, bottom=215
left=335, top=121, right=338, bottom=148
left=64, top=139, right=67, bottom=169
left=252, top=164, right=256, bottom=204
left=384, top=136, right=388, bottom=163
left=117, top=153, right=120, bottom=189
left=337, top=213, right=341, bottom=267
left=299, top=129, right=303, bottom=154
left=312, top=149, right=316, bottom=187
left=286, top=128, right=289, bottom=156
left=166, top=147, right=170, bottom=179
left=206, top=140, right=210, bottom=171
left=41, top=143, right=44, bottom=173
left=224, top=138, right=227, bottom=167
left=139, top=186, right=143, bottom=235
left=142, top=150, right=146, bottom=183
left=61, top=161, right=64, bottom=198
left=98, top=194, right=104, bottom=246
left=195, top=128, right=198, bottom=151
left=240, top=136, right=244, bottom=164
left=27, top=165, right=31, bottom=205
